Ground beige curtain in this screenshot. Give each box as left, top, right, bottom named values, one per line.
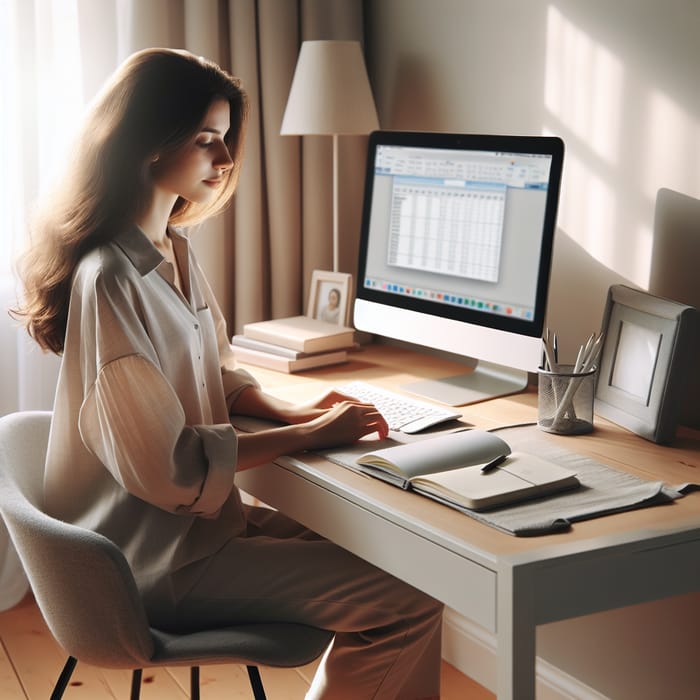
left=228, top=0, right=370, bottom=331
left=108, top=0, right=371, bottom=332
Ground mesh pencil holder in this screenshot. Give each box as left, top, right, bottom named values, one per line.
left=537, top=364, right=597, bottom=435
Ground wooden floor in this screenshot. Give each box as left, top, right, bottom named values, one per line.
left=0, top=594, right=494, bottom=698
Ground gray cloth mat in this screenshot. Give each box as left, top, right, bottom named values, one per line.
left=232, top=417, right=695, bottom=537
left=316, top=425, right=695, bottom=537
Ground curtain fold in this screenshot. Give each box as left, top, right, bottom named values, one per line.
left=257, top=0, right=304, bottom=318
left=230, top=0, right=370, bottom=330
left=1, top=0, right=371, bottom=417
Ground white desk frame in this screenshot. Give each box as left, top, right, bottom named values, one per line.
left=234, top=347, right=700, bottom=699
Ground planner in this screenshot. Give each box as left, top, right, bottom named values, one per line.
left=355, top=430, right=580, bottom=511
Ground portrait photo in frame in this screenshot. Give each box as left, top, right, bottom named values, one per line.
left=594, top=285, right=700, bottom=444
left=307, top=270, right=353, bottom=327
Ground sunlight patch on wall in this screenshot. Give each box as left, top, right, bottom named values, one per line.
left=543, top=4, right=655, bottom=287
left=553, top=146, right=653, bottom=288
left=643, top=90, right=700, bottom=200
left=544, top=6, right=623, bottom=165
left=543, top=5, right=623, bottom=275
left=555, top=150, right=617, bottom=264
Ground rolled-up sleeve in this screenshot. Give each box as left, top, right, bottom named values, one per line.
left=222, top=365, right=259, bottom=411
left=78, top=354, right=237, bottom=517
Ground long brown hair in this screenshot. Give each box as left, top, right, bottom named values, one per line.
left=11, top=48, right=248, bottom=354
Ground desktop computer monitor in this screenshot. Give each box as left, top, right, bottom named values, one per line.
left=353, top=131, right=565, bottom=406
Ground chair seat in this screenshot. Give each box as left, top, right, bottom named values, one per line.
left=150, top=622, right=333, bottom=667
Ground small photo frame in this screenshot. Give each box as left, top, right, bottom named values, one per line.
left=594, top=284, right=700, bottom=444
left=307, top=270, right=353, bottom=326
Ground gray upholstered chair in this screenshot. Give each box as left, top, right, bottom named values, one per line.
left=0, top=411, right=333, bottom=699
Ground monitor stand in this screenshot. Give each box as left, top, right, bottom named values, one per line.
left=402, top=360, right=529, bottom=407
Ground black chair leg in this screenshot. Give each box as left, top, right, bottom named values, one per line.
left=191, top=666, right=200, bottom=700
left=51, top=658, right=265, bottom=700
left=246, top=665, right=267, bottom=700
left=50, top=656, right=78, bottom=700
left=130, top=668, right=143, bottom=700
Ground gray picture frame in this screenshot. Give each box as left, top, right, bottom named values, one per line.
left=594, top=285, right=700, bottom=444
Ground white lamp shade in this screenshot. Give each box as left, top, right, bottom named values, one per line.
left=281, top=40, right=379, bottom=136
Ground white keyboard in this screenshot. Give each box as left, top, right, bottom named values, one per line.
left=337, top=381, right=462, bottom=434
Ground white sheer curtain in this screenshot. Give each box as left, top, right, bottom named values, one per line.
left=0, top=0, right=85, bottom=417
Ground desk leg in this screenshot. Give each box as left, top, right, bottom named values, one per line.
left=497, top=563, right=536, bottom=700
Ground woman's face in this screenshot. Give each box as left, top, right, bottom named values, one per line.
left=152, top=98, right=233, bottom=204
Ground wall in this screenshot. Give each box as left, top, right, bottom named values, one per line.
left=365, top=1, right=700, bottom=698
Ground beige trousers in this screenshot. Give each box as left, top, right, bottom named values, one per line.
left=173, top=505, right=444, bottom=699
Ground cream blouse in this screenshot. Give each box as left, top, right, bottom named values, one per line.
left=44, top=227, right=258, bottom=609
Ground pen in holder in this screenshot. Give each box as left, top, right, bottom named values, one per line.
left=538, top=364, right=597, bottom=435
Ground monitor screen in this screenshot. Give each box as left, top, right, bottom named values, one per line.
left=354, top=131, right=564, bottom=405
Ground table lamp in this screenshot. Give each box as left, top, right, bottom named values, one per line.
left=281, top=40, right=379, bottom=272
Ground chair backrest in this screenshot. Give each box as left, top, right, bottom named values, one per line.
left=0, top=411, right=156, bottom=668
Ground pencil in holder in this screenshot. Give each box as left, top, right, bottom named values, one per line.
left=538, top=364, right=597, bottom=435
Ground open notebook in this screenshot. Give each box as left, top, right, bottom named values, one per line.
left=354, top=430, right=580, bottom=511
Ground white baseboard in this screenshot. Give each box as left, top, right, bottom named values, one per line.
left=442, top=608, right=610, bottom=700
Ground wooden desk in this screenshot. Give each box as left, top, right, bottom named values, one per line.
left=234, top=344, right=700, bottom=700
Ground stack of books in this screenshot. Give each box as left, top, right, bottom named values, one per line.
left=232, top=315, right=355, bottom=373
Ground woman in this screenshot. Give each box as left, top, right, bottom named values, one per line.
left=12, top=49, right=443, bottom=699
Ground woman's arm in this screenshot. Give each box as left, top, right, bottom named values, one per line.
left=195, top=256, right=389, bottom=463
left=234, top=398, right=388, bottom=472
left=231, top=384, right=377, bottom=425
left=80, top=354, right=238, bottom=516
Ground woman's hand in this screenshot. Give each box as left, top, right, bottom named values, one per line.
left=283, top=390, right=389, bottom=440
left=304, top=399, right=389, bottom=447
left=232, top=386, right=370, bottom=424
left=284, top=389, right=369, bottom=424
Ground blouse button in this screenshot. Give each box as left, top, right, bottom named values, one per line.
left=194, top=323, right=199, bottom=330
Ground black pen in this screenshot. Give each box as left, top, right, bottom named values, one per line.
left=481, top=454, right=507, bottom=474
